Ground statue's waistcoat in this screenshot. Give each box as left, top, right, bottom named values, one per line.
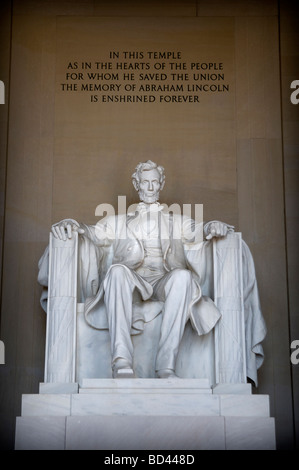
left=110, top=212, right=187, bottom=272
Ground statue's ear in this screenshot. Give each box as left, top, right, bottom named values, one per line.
left=132, top=178, right=139, bottom=192
left=160, top=179, right=165, bottom=191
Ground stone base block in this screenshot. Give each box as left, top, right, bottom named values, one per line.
left=15, top=379, right=276, bottom=450
left=20, top=389, right=270, bottom=419
left=15, top=414, right=276, bottom=450
left=225, top=416, right=276, bottom=450
left=15, top=416, right=66, bottom=450
left=39, top=382, right=79, bottom=394
left=81, top=377, right=211, bottom=390
left=219, top=394, right=270, bottom=417
left=212, top=383, right=252, bottom=394
left=71, top=392, right=219, bottom=416
left=21, top=393, right=71, bottom=416
left=66, top=415, right=226, bottom=450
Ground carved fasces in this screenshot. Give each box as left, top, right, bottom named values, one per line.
left=213, top=232, right=246, bottom=383
left=44, top=232, right=78, bottom=382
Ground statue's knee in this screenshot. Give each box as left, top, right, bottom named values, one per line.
left=171, top=269, right=192, bottom=286
left=108, top=264, right=127, bottom=281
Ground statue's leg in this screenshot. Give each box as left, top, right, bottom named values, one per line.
left=103, top=264, right=136, bottom=373
left=153, top=268, right=192, bottom=376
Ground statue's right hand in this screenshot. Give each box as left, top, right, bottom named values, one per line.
left=51, top=219, right=85, bottom=241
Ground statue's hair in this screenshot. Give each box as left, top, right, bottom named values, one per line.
left=132, top=160, right=165, bottom=189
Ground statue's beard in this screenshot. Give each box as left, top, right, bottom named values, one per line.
left=138, top=190, right=160, bottom=204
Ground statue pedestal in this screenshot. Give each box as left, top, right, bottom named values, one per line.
left=15, top=379, right=276, bottom=450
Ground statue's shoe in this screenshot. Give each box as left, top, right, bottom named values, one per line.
left=112, top=358, right=135, bottom=379
left=156, top=368, right=177, bottom=379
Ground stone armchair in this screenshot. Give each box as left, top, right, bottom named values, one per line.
left=38, top=231, right=267, bottom=387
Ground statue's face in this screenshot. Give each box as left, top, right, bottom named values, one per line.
left=138, top=168, right=162, bottom=203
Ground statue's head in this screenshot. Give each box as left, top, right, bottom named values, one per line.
left=132, top=160, right=165, bottom=204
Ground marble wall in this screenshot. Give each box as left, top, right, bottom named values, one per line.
left=0, top=0, right=298, bottom=450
